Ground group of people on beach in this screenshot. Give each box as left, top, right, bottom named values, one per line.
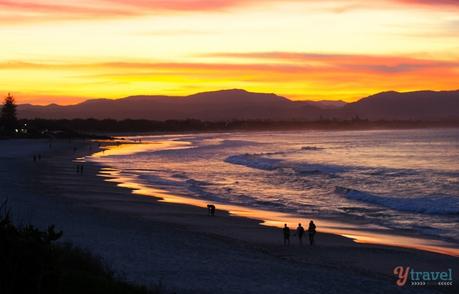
left=283, top=221, right=316, bottom=246
left=206, top=203, right=316, bottom=246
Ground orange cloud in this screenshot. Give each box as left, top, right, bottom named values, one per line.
left=2, top=52, right=459, bottom=104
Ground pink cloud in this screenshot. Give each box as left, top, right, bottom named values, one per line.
left=0, top=0, right=262, bottom=23
left=397, top=0, right=459, bottom=6
left=106, top=0, right=257, bottom=11
left=199, top=52, right=459, bottom=73
left=1, top=0, right=458, bottom=25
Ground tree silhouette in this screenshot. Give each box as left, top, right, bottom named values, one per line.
left=0, top=93, right=17, bottom=134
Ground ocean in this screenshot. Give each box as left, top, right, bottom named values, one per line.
left=91, top=128, right=459, bottom=246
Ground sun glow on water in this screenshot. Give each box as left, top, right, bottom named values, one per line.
left=89, top=129, right=459, bottom=257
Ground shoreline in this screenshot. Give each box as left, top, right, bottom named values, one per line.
left=89, top=138, right=459, bottom=258
left=95, top=165, right=459, bottom=258
left=95, top=125, right=459, bottom=138
left=1, top=138, right=458, bottom=293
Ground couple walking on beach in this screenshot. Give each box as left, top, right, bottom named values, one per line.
left=283, top=221, right=316, bottom=246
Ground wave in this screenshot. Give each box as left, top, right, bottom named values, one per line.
left=137, top=174, right=182, bottom=186
left=186, top=178, right=211, bottom=187
left=171, top=173, right=187, bottom=179
left=335, top=186, right=459, bottom=215
left=363, top=168, right=418, bottom=177
left=301, top=146, right=323, bottom=151
left=184, top=176, right=288, bottom=210
left=195, top=139, right=260, bottom=149
left=185, top=179, right=222, bottom=201
left=292, top=164, right=345, bottom=175
left=225, top=154, right=283, bottom=171
left=225, top=153, right=346, bottom=175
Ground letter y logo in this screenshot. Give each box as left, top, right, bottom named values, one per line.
left=393, top=266, right=410, bottom=286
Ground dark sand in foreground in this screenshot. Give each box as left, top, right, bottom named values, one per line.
left=0, top=139, right=457, bottom=294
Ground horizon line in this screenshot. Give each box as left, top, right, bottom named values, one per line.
left=10, top=87, right=459, bottom=107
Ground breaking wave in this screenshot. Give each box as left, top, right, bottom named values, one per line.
left=335, top=186, right=459, bottom=215
left=224, top=154, right=283, bottom=171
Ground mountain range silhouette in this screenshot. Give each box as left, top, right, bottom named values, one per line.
left=18, top=89, right=459, bottom=121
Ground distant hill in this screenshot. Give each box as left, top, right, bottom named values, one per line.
left=341, top=90, right=459, bottom=120
left=18, top=89, right=325, bottom=121
left=17, top=89, right=459, bottom=121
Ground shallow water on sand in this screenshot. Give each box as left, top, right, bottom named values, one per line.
left=90, top=129, right=459, bottom=248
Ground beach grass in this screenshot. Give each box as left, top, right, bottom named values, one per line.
left=0, top=201, right=159, bottom=294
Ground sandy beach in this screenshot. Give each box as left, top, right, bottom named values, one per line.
left=0, top=138, right=457, bottom=294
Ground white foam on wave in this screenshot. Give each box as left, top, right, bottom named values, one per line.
left=335, top=186, right=459, bottom=215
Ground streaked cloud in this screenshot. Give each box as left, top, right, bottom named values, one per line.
left=199, top=52, right=459, bottom=73
left=397, top=0, right=459, bottom=7
left=1, top=0, right=459, bottom=25
left=0, top=0, right=265, bottom=24
left=2, top=52, right=459, bottom=104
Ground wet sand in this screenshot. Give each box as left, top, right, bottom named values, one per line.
left=0, top=139, right=457, bottom=293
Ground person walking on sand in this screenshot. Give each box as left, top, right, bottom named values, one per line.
left=296, top=223, right=305, bottom=245
left=283, top=224, right=290, bottom=246
left=207, top=204, right=216, bottom=216
left=308, top=220, right=316, bottom=245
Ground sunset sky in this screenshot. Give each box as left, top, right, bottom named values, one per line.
left=1, top=0, right=459, bottom=105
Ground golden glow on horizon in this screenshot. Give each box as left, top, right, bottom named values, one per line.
left=1, top=0, right=459, bottom=104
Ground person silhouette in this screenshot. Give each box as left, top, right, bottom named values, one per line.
left=207, top=204, right=216, bottom=216
left=308, top=220, right=316, bottom=245
left=296, top=223, right=305, bottom=245
left=283, top=224, right=290, bottom=246
left=210, top=205, right=215, bottom=216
